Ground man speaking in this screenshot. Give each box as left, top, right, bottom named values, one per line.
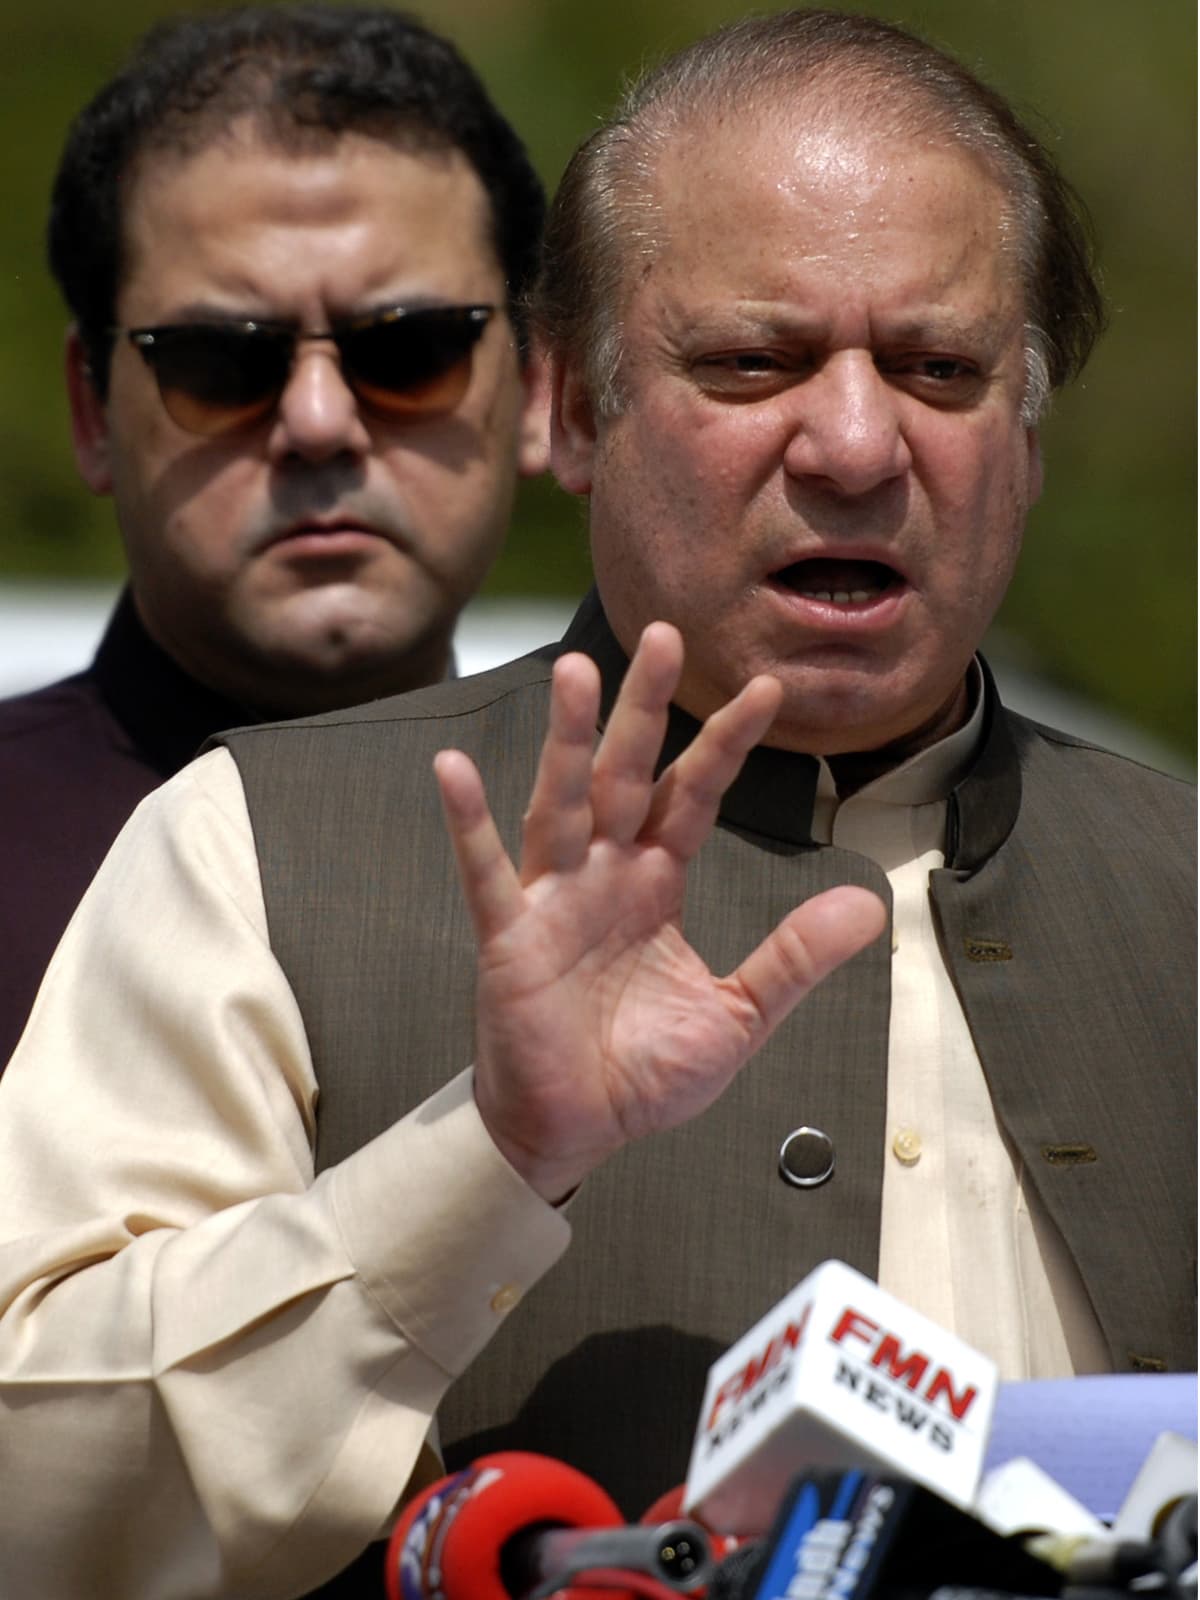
left=0, top=9, right=1192, bottom=1598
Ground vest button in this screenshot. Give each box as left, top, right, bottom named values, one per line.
left=490, top=1284, right=522, bottom=1315
left=778, top=1126, right=835, bottom=1189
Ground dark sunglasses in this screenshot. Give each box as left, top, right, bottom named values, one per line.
left=116, top=304, right=496, bottom=437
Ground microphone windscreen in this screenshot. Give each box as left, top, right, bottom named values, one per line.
left=385, top=1450, right=623, bottom=1600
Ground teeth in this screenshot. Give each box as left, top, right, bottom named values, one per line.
left=799, top=588, right=879, bottom=604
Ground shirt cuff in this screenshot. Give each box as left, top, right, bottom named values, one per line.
left=327, top=1069, right=571, bottom=1378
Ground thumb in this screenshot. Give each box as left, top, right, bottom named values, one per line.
left=729, top=886, right=888, bottom=1041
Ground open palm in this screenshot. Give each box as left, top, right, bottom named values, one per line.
left=434, top=623, right=886, bottom=1201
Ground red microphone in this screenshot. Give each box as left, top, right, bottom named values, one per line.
left=386, top=1451, right=714, bottom=1600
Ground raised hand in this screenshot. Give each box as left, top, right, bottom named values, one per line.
left=433, top=623, right=886, bottom=1202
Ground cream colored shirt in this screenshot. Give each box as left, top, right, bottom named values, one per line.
left=0, top=698, right=1108, bottom=1598
left=809, top=692, right=1109, bottom=1379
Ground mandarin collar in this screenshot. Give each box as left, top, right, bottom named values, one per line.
left=813, top=660, right=986, bottom=810
left=557, top=588, right=1023, bottom=868
left=90, top=588, right=259, bottom=776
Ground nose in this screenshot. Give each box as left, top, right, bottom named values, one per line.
left=782, top=351, right=912, bottom=496
left=268, top=343, right=372, bottom=465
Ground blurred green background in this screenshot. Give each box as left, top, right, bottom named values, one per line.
left=1, top=0, right=1194, bottom=761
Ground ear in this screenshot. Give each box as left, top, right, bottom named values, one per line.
left=515, top=342, right=552, bottom=479
left=1025, top=426, right=1044, bottom=509
left=548, top=351, right=598, bottom=497
left=65, top=326, right=114, bottom=495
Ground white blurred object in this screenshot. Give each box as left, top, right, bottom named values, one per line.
left=0, top=580, right=119, bottom=695
left=454, top=598, right=574, bottom=678
left=0, top=581, right=1190, bottom=780
left=1112, top=1432, right=1198, bottom=1540
left=976, top=1455, right=1108, bottom=1538
left=985, top=1373, right=1198, bottom=1523
left=0, top=582, right=573, bottom=698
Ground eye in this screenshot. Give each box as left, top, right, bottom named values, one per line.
left=702, top=351, right=785, bottom=374
left=690, top=349, right=808, bottom=401
left=877, top=352, right=985, bottom=405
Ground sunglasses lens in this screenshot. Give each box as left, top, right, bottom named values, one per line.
left=130, top=307, right=492, bottom=434
left=142, top=327, right=289, bottom=436
left=340, top=309, right=489, bottom=416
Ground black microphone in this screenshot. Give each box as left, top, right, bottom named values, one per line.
left=706, top=1468, right=1064, bottom=1600
left=502, top=1519, right=714, bottom=1597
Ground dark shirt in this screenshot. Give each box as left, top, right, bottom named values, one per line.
left=0, top=590, right=253, bottom=1069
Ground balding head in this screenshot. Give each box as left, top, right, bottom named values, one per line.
left=533, top=8, right=1103, bottom=426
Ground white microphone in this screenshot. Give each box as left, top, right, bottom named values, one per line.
left=1112, top=1432, right=1198, bottom=1540
left=683, top=1259, right=1000, bottom=1536
left=976, top=1455, right=1108, bottom=1539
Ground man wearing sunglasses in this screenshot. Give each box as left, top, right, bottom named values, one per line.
left=0, top=4, right=548, bottom=1071
left=0, top=11, right=1194, bottom=1600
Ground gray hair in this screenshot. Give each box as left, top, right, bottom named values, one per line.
left=533, top=9, right=1102, bottom=425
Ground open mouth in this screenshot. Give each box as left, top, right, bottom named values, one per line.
left=770, top=557, right=902, bottom=604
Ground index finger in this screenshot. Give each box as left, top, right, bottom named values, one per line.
left=434, top=748, right=525, bottom=942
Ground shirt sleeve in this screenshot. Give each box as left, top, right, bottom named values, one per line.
left=0, top=747, right=570, bottom=1600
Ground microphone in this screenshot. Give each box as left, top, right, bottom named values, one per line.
left=1111, top=1431, right=1198, bottom=1539
left=704, top=1467, right=1065, bottom=1600
left=385, top=1449, right=716, bottom=1600
left=677, top=1264, right=1196, bottom=1595
left=975, top=1456, right=1107, bottom=1540
left=683, top=1260, right=1000, bottom=1536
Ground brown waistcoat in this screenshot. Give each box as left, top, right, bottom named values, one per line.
left=219, top=593, right=1197, bottom=1595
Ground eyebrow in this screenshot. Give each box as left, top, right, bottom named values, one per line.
left=131, top=302, right=287, bottom=329
left=674, top=303, right=1019, bottom=353
left=878, top=310, right=1016, bottom=347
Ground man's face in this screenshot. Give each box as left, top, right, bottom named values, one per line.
left=68, top=126, right=546, bottom=714
left=552, top=111, right=1043, bottom=756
